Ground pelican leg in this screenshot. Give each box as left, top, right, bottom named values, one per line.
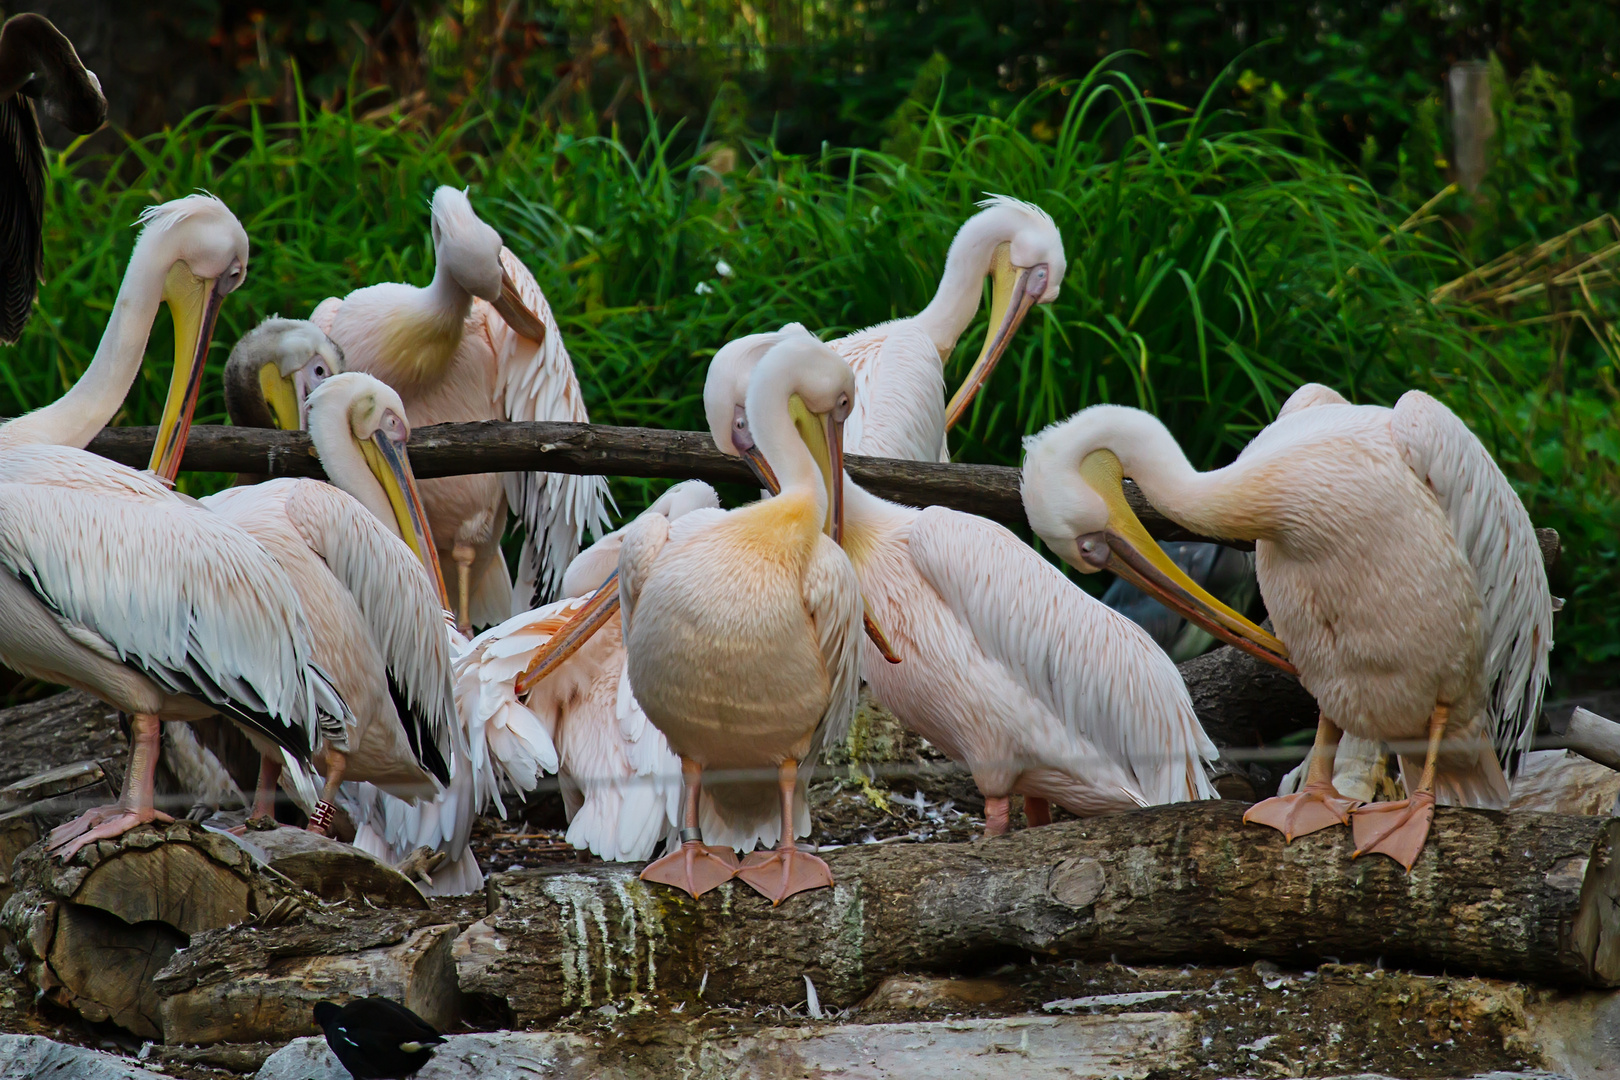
left=1024, top=796, right=1052, bottom=828
left=307, top=749, right=347, bottom=837
left=452, top=544, right=476, bottom=635
left=1243, top=714, right=1362, bottom=841
left=48, top=713, right=175, bottom=860
left=640, top=757, right=739, bottom=899
left=229, top=755, right=284, bottom=835
left=1351, top=705, right=1445, bottom=871
left=982, top=795, right=1011, bottom=837
left=735, top=759, right=833, bottom=905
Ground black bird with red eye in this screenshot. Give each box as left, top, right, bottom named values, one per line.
left=313, top=997, right=446, bottom=1080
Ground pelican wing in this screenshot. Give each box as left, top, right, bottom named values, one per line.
left=907, top=506, right=1217, bottom=804
left=801, top=535, right=864, bottom=763
left=280, top=479, right=460, bottom=785
left=1391, top=391, right=1554, bottom=764
left=486, top=247, right=614, bottom=607
left=0, top=478, right=337, bottom=754
left=832, top=322, right=948, bottom=463
left=0, top=93, right=42, bottom=343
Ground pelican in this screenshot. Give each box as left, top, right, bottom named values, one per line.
left=835, top=195, right=1065, bottom=461
left=615, top=336, right=861, bottom=902
left=0, top=195, right=348, bottom=859
left=1021, top=385, right=1554, bottom=869
left=0, top=13, right=105, bottom=342
left=310, top=186, right=611, bottom=631
left=454, top=481, right=720, bottom=863
left=203, top=371, right=458, bottom=836
left=714, top=326, right=1216, bottom=827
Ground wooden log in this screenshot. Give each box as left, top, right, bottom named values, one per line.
left=1550, top=706, right=1620, bottom=774
left=80, top=421, right=1563, bottom=561
left=222, top=825, right=427, bottom=909
left=0, top=691, right=124, bottom=789
left=454, top=802, right=1620, bottom=1026
left=153, top=909, right=458, bottom=1046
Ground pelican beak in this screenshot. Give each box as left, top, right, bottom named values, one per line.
left=943, top=245, right=1050, bottom=432
left=257, top=363, right=302, bottom=431
left=491, top=265, right=548, bottom=346
left=148, top=264, right=231, bottom=481
left=360, top=427, right=451, bottom=610
left=740, top=443, right=781, bottom=495
left=862, top=597, right=902, bottom=664
left=1074, top=449, right=1296, bottom=674
left=515, top=571, right=619, bottom=695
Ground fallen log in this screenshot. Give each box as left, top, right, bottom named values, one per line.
left=455, top=802, right=1620, bottom=1026
left=80, top=421, right=1563, bottom=561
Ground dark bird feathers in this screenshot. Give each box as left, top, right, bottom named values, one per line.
left=0, top=14, right=105, bottom=344
left=314, top=997, right=446, bottom=1080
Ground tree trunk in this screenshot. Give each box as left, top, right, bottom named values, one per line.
left=456, top=803, right=1620, bottom=1026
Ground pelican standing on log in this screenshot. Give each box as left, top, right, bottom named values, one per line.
left=1021, top=384, right=1555, bottom=869
left=203, top=370, right=459, bottom=838
left=0, top=12, right=105, bottom=342
left=616, top=336, right=862, bottom=902
left=310, top=187, right=611, bottom=632
left=0, top=195, right=348, bottom=859
left=835, top=195, right=1065, bottom=461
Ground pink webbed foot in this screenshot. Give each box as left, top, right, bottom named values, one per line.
left=640, top=840, right=740, bottom=899
left=735, top=845, right=833, bottom=905
left=1351, top=790, right=1436, bottom=871
left=47, top=805, right=173, bottom=861
left=1242, top=780, right=1362, bottom=842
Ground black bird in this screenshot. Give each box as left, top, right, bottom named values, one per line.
left=313, top=998, right=447, bottom=1080
left=0, top=13, right=106, bottom=343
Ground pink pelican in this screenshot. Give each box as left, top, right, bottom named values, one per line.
left=835, top=195, right=1065, bottom=461
left=710, top=326, right=1216, bottom=829
left=616, top=336, right=861, bottom=902
left=454, top=481, right=720, bottom=863
left=0, top=195, right=348, bottom=858
left=310, top=187, right=611, bottom=632
left=203, top=369, right=459, bottom=837
left=1021, top=385, right=1554, bottom=868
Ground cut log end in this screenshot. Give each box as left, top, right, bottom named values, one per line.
left=1573, top=818, right=1620, bottom=985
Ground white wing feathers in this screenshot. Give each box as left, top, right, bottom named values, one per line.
left=908, top=507, right=1217, bottom=805
left=0, top=473, right=338, bottom=754
left=802, top=536, right=865, bottom=766
left=488, top=248, right=614, bottom=607
left=1391, top=391, right=1554, bottom=765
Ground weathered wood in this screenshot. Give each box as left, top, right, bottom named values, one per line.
left=154, top=909, right=458, bottom=1045
left=83, top=422, right=1562, bottom=561
left=454, top=803, right=1619, bottom=1026
left=0, top=691, right=124, bottom=788
left=1553, top=707, right=1620, bottom=773
left=1509, top=749, right=1620, bottom=816
left=222, top=825, right=428, bottom=909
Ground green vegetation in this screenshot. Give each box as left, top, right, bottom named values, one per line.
left=8, top=60, right=1616, bottom=671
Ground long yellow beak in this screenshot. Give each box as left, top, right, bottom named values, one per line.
left=1075, top=450, right=1295, bottom=673
left=149, top=263, right=231, bottom=481
left=515, top=571, right=620, bottom=696
left=360, top=431, right=451, bottom=610
left=492, top=265, right=548, bottom=346
left=943, top=244, right=1050, bottom=432
left=258, top=363, right=302, bottom=432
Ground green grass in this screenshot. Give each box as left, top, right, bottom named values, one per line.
left=7, top=69, right=1616, bottom=674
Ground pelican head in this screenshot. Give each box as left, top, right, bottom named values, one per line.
left=747, top=331, right=854, bottom=544
left=223, top=318, right=344, bottom=432
left=943, top=195, right=1067, bottom=430
left=0, top=14, right=106, bottom=131
left=1022, top=405, right=1294, bottom=673
left=703, top=323, right=818, bottom=492
left=139, top=194, right=250, bottom=481
left=306, top=372, right=450, bottom=608
left=428, top=185, right=549, bottom=346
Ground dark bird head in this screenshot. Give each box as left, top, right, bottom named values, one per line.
left=0, top=14, right=106, bottom=133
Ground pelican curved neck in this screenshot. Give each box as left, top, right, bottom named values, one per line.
left=308, top=405, right=397, bottom=534
left=748, top=364, right=829, bottom=525
left=912, top=211, right=1015, bottom=360
left=0, top=229, right=175, bottom=450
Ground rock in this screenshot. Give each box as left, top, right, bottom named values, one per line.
left=0, top=1035, right=171, bottom=1080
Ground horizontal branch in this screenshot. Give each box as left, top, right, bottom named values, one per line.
left=84, top=421, right=1560, bottom=562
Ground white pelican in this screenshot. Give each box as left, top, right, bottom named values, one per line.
left=203, top=371, right=459, bottom=836
left=1021, top=385, right=1554, bottom=869
left=0, top=195, right=349, bottom=859
left=835, top=195, right=1065, bottom=461
left=709, top=326, right=1216, bottom=827
left=310, top=186, right=611, bottom=631
left=454, top=481, right=720, bottom=863
left=0, top=12, right=105, bottom=342
left=616, top=336, right=861, bottom=902
left=222, top=317, right=344, bottom=436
